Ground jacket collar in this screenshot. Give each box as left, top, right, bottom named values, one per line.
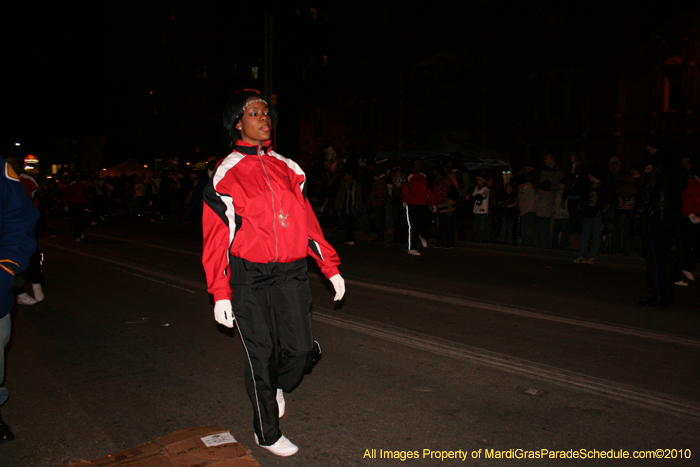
left=234, top=140, right=272, bottom=156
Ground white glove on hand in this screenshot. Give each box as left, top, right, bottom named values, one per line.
left=431, top=205, right=438, bottom=213
left=690, top=213, right=700, bottom=224
left=329, top=274, right=346, bottom=301
left=214, top=300, right=234, bottom=328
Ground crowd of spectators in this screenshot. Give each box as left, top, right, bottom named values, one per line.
left=23, top=137, right=700, bottom=286
left=301, top=140, right=699, bottom=283
left=30, top=165, right=213, bottom=234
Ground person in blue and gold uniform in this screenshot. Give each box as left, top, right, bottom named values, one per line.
left=0, top=156, right=39, bottom=443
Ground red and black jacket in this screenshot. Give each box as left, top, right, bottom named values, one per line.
left=202, top=141, right=340, bottom=302
left=402, top=171, right=435, bottom=206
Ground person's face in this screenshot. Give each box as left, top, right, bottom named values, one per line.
left=236, top=97, right=271, bottom=146
left=502, top=170, right=512, bottom=184
left=544, top=154, right=555, bottom=168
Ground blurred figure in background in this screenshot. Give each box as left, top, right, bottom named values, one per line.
left=551, top=178, right=570, bottom=249
left=64, top=172, right=90, bottom=241
left=403, top=159, right=436, bottom=256
left=611, top=171, right=637, bottom=256
left=677, top=158, right=700, bottom=285
left=433, top=165, right=459, bottom=248
left=472, top=175, right=490, bottom=242
left=574, top=168, right=609, bottom=265
left=634, top=132, right=687, bottom=306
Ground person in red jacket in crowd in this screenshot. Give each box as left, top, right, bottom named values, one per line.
left=402, top=159, right=436, bottom=256
left=201, top=90, right=345, bottom=457
left=64, top=172, right=90, bottom=242
left=677, top=164, right=700, bottom=284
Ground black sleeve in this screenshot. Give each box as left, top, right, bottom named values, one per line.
left=634, top=170, right=658, bottom=221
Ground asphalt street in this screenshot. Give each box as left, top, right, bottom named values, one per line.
left=1, top=217, right=699, bottom=467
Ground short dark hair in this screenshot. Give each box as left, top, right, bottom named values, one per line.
left=223, top=90, right=278, bottom=148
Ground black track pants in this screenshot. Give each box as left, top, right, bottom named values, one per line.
left=229, top=257, right=316, bottom=446
left=407, top=204, right=431, bottom=250
left=642, top=221, right=676, bottom=304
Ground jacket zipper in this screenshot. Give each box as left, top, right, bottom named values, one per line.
left=257, top=146, right=279, bottom=262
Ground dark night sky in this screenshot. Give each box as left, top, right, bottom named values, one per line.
left=0, top=1, right=694, bottom=160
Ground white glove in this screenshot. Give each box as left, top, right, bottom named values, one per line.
left=431, top=205, right=437, bottom=213
left=329, top=274, right=345, bottom=301
left=690, top=213, right=700, bottom=224
left=214, top=300, right=234, bottom=328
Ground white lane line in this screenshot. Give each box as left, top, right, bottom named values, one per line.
left=43, top=239, right=700, bottom=420
left=44, top=241, right=204, bottom=292
left=312, top=307, right=700, bottom=422
left=73, top=231, right=202, bottom=257
left=338, top=276, right=700, bottom=349
left=49, top=235, right=700, bottom=350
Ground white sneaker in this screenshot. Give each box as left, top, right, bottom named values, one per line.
left=573, top=256, right=587, bottom=264
left=407, top=249, right=421, bottom=256
left=254, top=434, right=298, bottom=457
left=675, top=280, right=689, bottom=286
left=16, top=293, right=37, bottom=305
left=419, top=235, right=428, bottom=248
left=682, top=270, right=695, bottom=281
left=276, top=389, right=285, bottom=418
left=32, top=284, right=44, bottom=302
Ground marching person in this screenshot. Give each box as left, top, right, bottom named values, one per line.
left=402, top=159, right=436, bottom=256
left=202, top=90, right=345, bottom=457
left=1, top=156, right=40, bottom=443
left=64, top=171, right=90, bottom=241
left=634, top=132, right=687, bottom=306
